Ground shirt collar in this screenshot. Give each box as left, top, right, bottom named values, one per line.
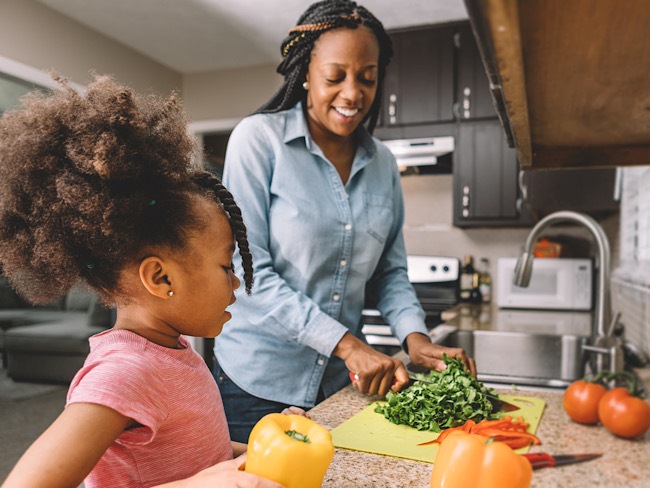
left=283, top=102, right=376, bottom=159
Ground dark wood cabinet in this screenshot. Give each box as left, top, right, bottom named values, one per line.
left=455, top=24, right=498, bottom=121
left=379, top=23, right=497, bottom=129
left=380, top=26, right=455, bottom=127
left=376, top=23, right=533, bottom=227
left=453, top=119, right=532, bottom=227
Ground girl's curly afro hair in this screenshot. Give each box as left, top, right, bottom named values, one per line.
left=0, top=74, right=253, bottom=304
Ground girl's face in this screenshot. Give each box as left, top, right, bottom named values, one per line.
left=169, top=200, right=240, bottom=338
left=305, top=25, right=380, bottom=142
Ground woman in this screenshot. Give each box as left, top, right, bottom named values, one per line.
left=214, top=0, right=476, bottom=443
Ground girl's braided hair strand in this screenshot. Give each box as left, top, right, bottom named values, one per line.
left=192, top=172, right=254, bottom=295
left=256, top=0, right=393, bottom=134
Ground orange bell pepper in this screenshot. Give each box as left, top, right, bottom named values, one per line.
left=430, top=431, right=532, bottom=488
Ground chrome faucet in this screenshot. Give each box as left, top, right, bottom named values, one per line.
left=514, top=211, right=621, bottom=372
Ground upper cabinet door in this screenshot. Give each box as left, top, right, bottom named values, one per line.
left=455, top=24, right=498, bottom=121
left=382, top=27, right=455, bottom=127
left=453, top=119, right=533, bottom=227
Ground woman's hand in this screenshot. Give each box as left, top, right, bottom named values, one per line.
left=334, top=332, right=409, bottom=396
left=155, top=455, right=285, bottom=487
left=406, top=332, right=477, bottom=377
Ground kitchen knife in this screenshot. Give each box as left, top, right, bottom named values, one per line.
left=348, top=372, right=520, bottom=412
left=522, top=452, right=602, bottom=470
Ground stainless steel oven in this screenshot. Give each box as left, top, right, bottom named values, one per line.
left=362, top=255, right=460, bottom=355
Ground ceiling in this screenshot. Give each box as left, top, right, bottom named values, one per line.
left=36, top=0, right=468, bottom=74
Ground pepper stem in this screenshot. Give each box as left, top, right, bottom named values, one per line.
left=285, top=429, right=311, bottom=443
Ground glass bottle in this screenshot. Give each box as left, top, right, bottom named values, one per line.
left=478, top=257, right=492, bottom=304
left=459, top=255, right=476, bottom=302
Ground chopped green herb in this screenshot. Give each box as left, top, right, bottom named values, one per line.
left=374, top=355, right=498, bottom=432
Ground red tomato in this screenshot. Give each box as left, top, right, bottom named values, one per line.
left=598, top=387, right=650, bottom=438
left=563, top=380, right=607, bottom=424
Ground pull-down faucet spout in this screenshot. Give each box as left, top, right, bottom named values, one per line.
left=514, top=211, right=611, bottom=340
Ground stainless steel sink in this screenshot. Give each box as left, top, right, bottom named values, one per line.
left=428, top=327, right=589, bottom=389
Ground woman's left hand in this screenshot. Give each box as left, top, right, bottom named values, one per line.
left=406, top=333, right=477, bottom=377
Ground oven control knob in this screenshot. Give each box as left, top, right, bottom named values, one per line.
left=430, top=265, right=437, bottom=272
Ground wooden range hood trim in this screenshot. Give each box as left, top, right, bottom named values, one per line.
left=464, top=0, right=650, bottom=169
left=465, top=0, right=533, bottom=167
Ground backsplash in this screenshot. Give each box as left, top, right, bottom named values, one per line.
left=611, top=278, right=650, bottom=357
left=610, top=166, right=650, bottom=357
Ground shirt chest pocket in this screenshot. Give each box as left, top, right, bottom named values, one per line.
left=364, top=193, right=394, bottom=244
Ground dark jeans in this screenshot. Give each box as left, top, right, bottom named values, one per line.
left=213, top=359, right=292, bottom=443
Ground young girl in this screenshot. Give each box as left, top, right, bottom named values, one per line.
left=0, top=75, right=284, bottom=488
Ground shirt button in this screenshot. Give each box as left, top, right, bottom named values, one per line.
left=344, top=223, right=352, bottom=231
left=332, top=294, right=340, bottom=301
left=317, top=358, right=325, bottom=366
left=340, top=259, right=347, bottom=267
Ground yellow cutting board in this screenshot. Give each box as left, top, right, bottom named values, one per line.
left=331, top=395, right=545, bottom=463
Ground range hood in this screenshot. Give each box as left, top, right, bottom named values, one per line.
left=382, top=136, right=455, bottom=172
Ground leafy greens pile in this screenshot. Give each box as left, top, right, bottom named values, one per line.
left=374, top=355, right=498, bottom=432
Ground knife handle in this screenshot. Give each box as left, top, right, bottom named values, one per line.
left=521, top=452, right=556, bottom=469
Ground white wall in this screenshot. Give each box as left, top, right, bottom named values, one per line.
left=0, top=0, right=181, bottom=94
left=182, top=64, right=281, bottom=123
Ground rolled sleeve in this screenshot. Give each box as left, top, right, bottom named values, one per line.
left=392, top=313, right=430, bottom=345
left=298, top=312, right=349, bottom=357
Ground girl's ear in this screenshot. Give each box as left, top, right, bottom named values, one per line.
left=139, top=256, right=173, bottom=299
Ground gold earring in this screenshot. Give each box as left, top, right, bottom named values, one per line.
left=167, top=290, right=174, bottom=297
left=302, top=81, right=309, bottom=90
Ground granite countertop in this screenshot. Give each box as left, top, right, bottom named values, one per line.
left=308, top=368, right=650, bottom=488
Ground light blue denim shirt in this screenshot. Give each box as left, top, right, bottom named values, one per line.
left=214, top=102, right=427, bottom=407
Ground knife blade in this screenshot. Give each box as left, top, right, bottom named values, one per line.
left=522, top=452, right=602, bottom=469
left=348, top=371, right=520, bottom=412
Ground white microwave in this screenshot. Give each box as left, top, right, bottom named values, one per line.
left=496, top=257, right=593, bottom=311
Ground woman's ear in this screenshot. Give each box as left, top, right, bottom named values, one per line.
left=139, top=256, right=173, bottom=299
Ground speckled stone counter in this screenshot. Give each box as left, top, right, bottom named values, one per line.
left=308, top=369, right=650, bottom=488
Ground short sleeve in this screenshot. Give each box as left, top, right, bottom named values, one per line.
left=67, top=353, right=170, bottom=446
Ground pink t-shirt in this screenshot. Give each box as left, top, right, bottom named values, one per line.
left=67, top=329, right=232, bottom=488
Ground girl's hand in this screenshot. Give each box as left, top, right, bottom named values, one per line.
left=156, top=455, right=285, bottom=487
left=334, top=333, right=409, bottom=396
left=281, top=406, right=310, bottom=418
left=406, top=332, right=477, bottom=377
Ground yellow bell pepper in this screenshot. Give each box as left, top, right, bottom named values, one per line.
left=430, top=430, right=532, bottom=488
left=245, top=413, right=335, bottom=488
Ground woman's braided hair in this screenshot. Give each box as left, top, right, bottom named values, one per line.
left=256, top=0, right=393, bottom=134
left=0, top=74, right=253, bottom=304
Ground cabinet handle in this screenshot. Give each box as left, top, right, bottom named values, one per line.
left=518, top=170, right=529, bottom=201
left=389, top=93, right=397, bottom=125
left=462, top=185, right=470, bottom=218
left=462, top=87, right=471, bottom=119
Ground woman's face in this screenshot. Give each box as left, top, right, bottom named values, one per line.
left=305, top=25, right=380, bottom=141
